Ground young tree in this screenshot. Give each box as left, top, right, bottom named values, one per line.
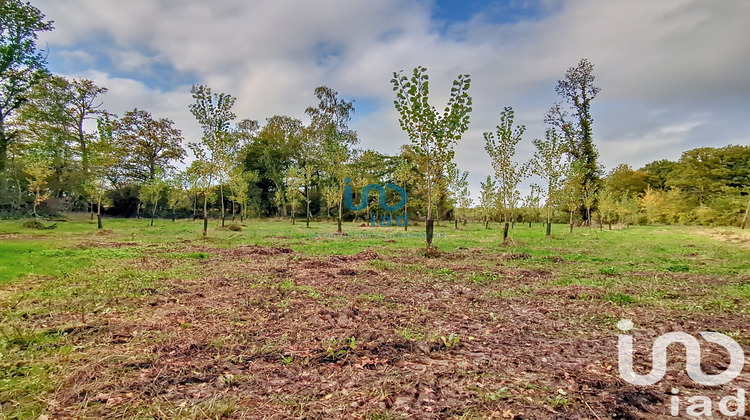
left=484, top=106, right=526, bottom=240
left=446, top=164, right=470, bottom=229
left=82, top=178, right=110, bottom=229
left=166, top=174, right=190, bottom=222
left=597, top=186, right=618, bottom=230
left=305, top=86, right=357, bottom=234
left=522, top=184, right=543, bottom=228
left=529, top=128, right=568, bottom=236
left=189, top=85, right=237, bottom=235
left=88, top=114, right=121, bottom=226
left=299, top=128, right=319, bottom=228
left=0, top=0, right=53, bottom=171
left=393, top=150, right=419, bottom=232
left=562, top=161, right=585, bottom=233
left=284, top=164, right=304, bottom=224
left=227, top=167, right=258, bottom=223
left=544, top=58, right=602, bottom=221
left=22, top=150, right=52, bottom=219
left=391, top=66, right=472, bottom=248
left=139, top=177, right=166, bottom=227
left=582, top=178, right=598, bottom=229
left=479, top=176, right=498, bottom=229
left=321, top=185, right=339, bottom=219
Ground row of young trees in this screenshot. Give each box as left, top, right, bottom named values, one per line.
left=0, top=1, right=747, bottom=246
left=476, top=59, right=750, bottom=239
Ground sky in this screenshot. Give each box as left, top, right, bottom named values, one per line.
left=33, top=0, right=750, bottom=200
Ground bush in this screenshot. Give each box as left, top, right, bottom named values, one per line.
left=22, top=220, right=57, bottom=230
left=227, top=223, right=242, bottom=231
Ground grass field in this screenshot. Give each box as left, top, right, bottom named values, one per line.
left=1, top=216, right=750, bottom=419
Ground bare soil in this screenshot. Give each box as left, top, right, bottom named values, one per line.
left=12, top=242, right=750, bottom=419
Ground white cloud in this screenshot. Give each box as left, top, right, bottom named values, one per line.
left=33, top=0, right=750, bottom=200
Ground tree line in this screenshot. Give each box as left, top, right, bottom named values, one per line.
left=1, top=1, right=748, bottom=246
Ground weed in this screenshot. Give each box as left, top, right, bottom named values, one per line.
left=603, top=292, right=635, bottom=305
left=440, top=333, right=460, bottom=349
left=598, top=267, right=620, bottom=275
left=397, top=327, right=425, bottom=341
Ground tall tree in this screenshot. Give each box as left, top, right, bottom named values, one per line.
left=484, top=106, right=526, bottom=240
left=114, top=109, right=185, bottom=182
left=544, top=58, right=601, bottom=220
left=391, top=66, right=472, bottom=248
left=529, top=128, right=568, bottom=236
left=16, top=75, right=108, bottom=207
left=0, top=0, right=53, bottom=171
left=68, top=78, right=108, bottom=171
left=305, top=86, right=357, bottom=234
left=249, top=115, right=302, bottom=217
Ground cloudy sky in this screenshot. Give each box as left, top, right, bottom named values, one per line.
left=34, top=0, right=750, bottom=198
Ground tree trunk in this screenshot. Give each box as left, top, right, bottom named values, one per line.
left=97, top=197, right=103, bottom=229
left=172, top=207, right=176, bottom=222
left=546, top=206, right=552, bottom=236
left=404, top=204, right=408, bottom=232
left=455, top=218, right=458, bottom=229
left=13, top=167, right=22, bottom=211
left=569, top=210, right=574, bottom=233
left=136, top=199, right=141, bottom=219
left=426, top=219, right=434, bottom=247
left=337, top=197, right=343, bottom=233
left=503, top=222, right=509, bottom=240
left=33, top=196, right=38, bottom=219
left=742, top=196, right=750, bottom=229
left=232, top=200, right=236, bottom=222
left=587, top=207, right=592, bottom=230
left=291, top=204, right=295, bottom=225
left=203, top=191, right=208, bottom=237
left=0, top=123, right=12, bottom=173
left=305, top=184, right=310, bottom=228
left=240, top=203, right=244, bottom=223
left=151, top=202, right=157, bottom=227
left=220, top=184, right=225, bottom=227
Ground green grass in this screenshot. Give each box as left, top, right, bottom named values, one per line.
left=1, top=216, right=750, bottom=417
